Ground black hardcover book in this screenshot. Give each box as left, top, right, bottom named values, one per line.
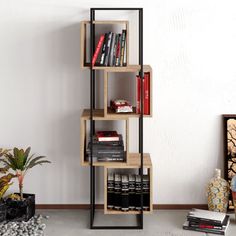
left=128, top=174, right=136, bottom=210
left=104, top=32, right=112, bottom=66
left=100, top=33, right=108, bottom=65
left=135, top=175, right=141, bottom=210
left=143, top=175, right=150, bottom=211
left=114, top=174, right=122, bottom=210
left=121, top=175, right=129, bottom=211
left=85, top=156, right=125, bottom=162
left=112, top=34, right=119, bottom=66
left=107, top=173, right=114, bottom=209
left=120, top=29, right=126, bottom=66
left=109, top=33, right=115, bottom=66
left=115, top=34, right=122, bottom=66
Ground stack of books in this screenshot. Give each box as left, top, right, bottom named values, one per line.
left=110, top=99, right=133, bottom=113
left=107, top=173, right=150, bottom=212
left=183, top=209, right=230, bottom=235
left=92, top=30, right=127, bottom=67
left=86, top=131, right=125, bottom=162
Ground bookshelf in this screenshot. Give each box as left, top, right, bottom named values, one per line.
left=80, top=8, right=153, bottom=229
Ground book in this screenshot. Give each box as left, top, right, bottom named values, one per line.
left=136, top=75, right=141, bottom=114
left=107, top=173, right=114, bottom=209
left=189, top=214, right=229, bottom=229
left=96, top=131, right=119, bottom=142
left=143, top=175, right=150, bottom=210
left=121, top=175, right=129, bottom=211
left=144, top=73, right=150, bottom=115
left=92, top=34, right=105, bottom=66
left=114, top=174, right=122, bottom=210
left=128, top=174, right=136, bottom=210
left=109, top=33, right=116, bottom=66
left=120, top=30, right=126, bottom=66
left=183, top=217, right=230, bottom=235
left=110, top=99, right=133, bottom=113
left=123, top=33, right=127, bottom=66
left=100, top=33, right=108, bottom=65
left=115, top=34, right=121, bottom=66
left=104, top=32, right=112, bottom=66
left=86, top=156, right=124, bottom=162
left=187, top=209, right=226, bottom=225
left=135, top=175, right=141, bottom=210
left=112, top=34, right=119, bottom=66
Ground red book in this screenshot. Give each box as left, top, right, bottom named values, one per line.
left=144, top=73, right=150, bottom=115
left=136, top=75, right=141, bottom=114
left=96, top=131, right=119, bottom=142
left=92, top=35, right=105, bottom=66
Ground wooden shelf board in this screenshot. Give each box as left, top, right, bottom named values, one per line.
left=82, top=20, right=128, bottom=25
left=105, top=209, right=152, bottom=215
left=106, top=107, right=151, bottom=118
left=83, top=64, right=152, bottom=72
left=82, top=153, right=152, bottom=167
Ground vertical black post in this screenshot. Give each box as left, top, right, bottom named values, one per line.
left=138, top=8, right=144, bottom=229
left=90, top=8, right=95, bottom=229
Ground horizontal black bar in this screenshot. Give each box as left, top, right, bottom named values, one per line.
left=91, top=8, right=142, bottom=11
left=91, top=226, right=142, bottom=230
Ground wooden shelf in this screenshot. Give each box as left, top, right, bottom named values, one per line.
left=81, top=20, right=129, bottom=69
left=82, top=153, right=152, bottom=167
left=105, top=209, right=152, bottom=215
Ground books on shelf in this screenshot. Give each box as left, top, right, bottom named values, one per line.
left=110, top=99, right=133, bottom=113
left=86, top=133, right=125, bottom=162
left=107, top=173, right=150, bottom=212
left=136, top=72, right=150, bottom=115
left=93, top=30, right=127, bottom=67
left=183, top=209, right=230, bottom=235
left=96, top=131, right=119, bottom=142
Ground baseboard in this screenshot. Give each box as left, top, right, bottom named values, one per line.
left=36, top=204, right=208, bottom=210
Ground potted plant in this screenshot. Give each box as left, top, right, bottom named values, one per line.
left=0, top=148, right=15, bottom=222
left=1, top=147, right=51, bottom=221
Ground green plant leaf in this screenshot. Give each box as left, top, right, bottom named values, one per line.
left=26, top=156, right=47, bottom=170
left=26, top=160, right=51, bottom=170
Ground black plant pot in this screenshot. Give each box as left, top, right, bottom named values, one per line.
left=0, top=200, right=7, bottom=222
left=6, top=193, right=35, bottom=221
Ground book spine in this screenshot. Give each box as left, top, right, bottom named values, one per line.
left=100, top=33, right=108, bottom=65
left=112, top=34, right=118, bottom=66
left=135, top=175, right=141, bottom=210
left=189, top=222, right=223, bottom=230
left=128, top=175, right=136, bottom=210
left=109, top=33, right=115, bottom=66
left=144, top=73, right=150, bottom=115
left=92, top=34, right=105, bottom=66
left=136, top=75, right=141, bottom=114
left=107, top=173, right=114, bottom=209
left=115, top=34, right=121, bottom=66
left=121, top=175, right=129, bottom=211
left=114, top=174, right=121, bottom=210
left=187, top=217, right=222, bottom=225
left=143, top=175, right=150, bottom=210
left=123, top=33, right=127, bottom=66
left=183, top=226, right=224, bottom=235
left=104, top=32, right=112, bottom=66
left=98, top=136, right=120, bottom=142
left=120, top=30, right=126, bottom=66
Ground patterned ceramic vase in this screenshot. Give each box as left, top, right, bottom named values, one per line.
left=206, top=169, right=229, bottom=213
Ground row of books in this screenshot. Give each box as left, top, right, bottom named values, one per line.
left=183, top=209, right=230, bottom=235
left=107, top=173, right=150, bottom=211
left=92, top=30, right=127, bottom=67
left=86, top=131, right=125, bottom=162
left=136, top=72, right=150, bottom=115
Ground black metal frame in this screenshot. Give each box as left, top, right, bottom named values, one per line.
left=89, top=7, right=144, bottom=229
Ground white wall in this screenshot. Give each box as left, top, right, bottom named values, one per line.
left=1, top=0, right=236, bottom=204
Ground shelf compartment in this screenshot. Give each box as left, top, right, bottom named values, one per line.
left=81, top=20, right=129, bottom=69
left=104, top=162, right=153, bottom=214
left=80, top=115, right=129, bottom=166
left=104, top=65, right=152, bottom=118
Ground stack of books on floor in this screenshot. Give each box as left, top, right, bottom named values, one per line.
left=86, top=131, right=125, bottom=162
left=107, top=173, right=150, bottom=212
left=183, top=209, right=230, bottom=235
